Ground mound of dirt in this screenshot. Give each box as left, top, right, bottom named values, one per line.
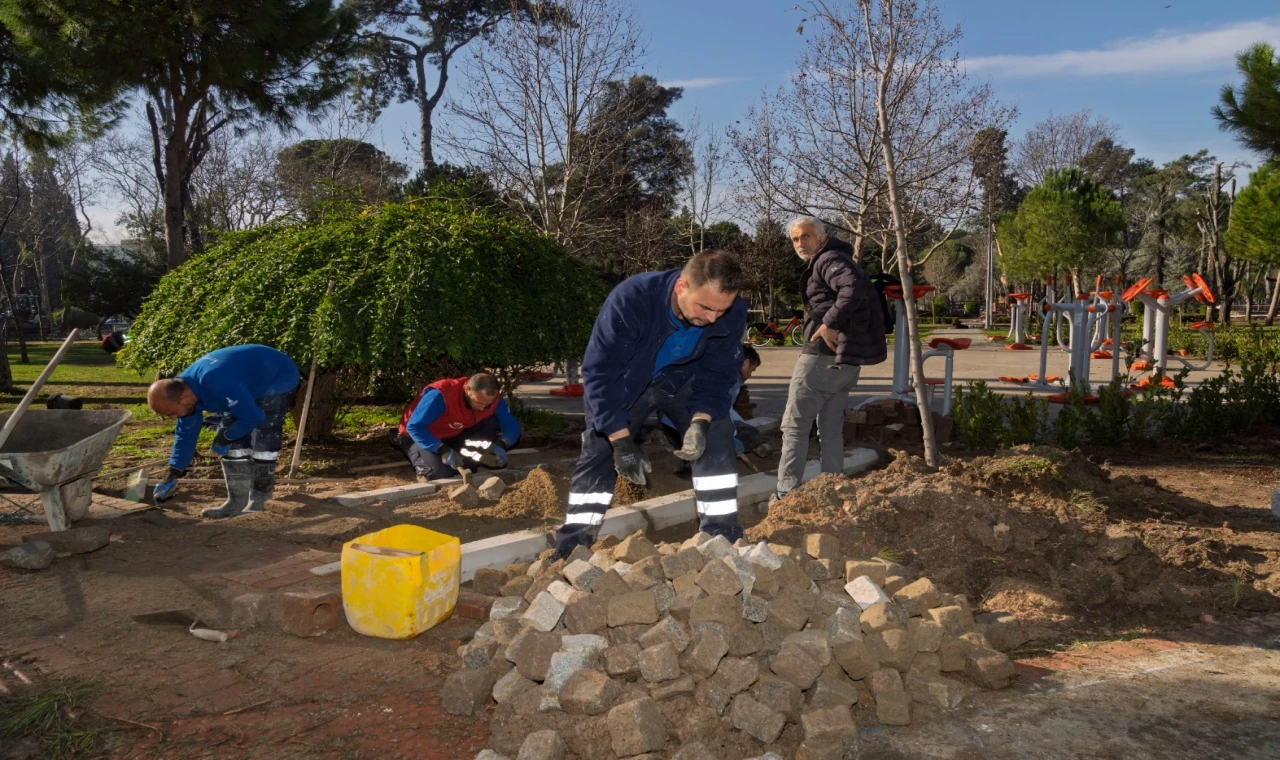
left=750, top=447, right=1280, bottom=642
left=491, top=467, right=564, bottom=520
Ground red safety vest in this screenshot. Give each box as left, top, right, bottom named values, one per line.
left=398, top=377, right=496, bottom=440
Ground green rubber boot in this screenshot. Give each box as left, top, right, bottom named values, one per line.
left=201, top=458, right=252, bottom=518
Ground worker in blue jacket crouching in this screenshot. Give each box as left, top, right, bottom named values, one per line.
left=553, top=250, right=749, bottom=557
left=147, top=344, right=301, bottom=519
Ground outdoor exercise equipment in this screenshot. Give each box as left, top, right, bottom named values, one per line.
left=1005, top=294, right=1034, bottom=350
left=550, top=358, right=583, bottom=397
left=1128, top=273, right=1216, bottom=389
left=999, top=277, right=1131, bottom=398
left=857, top=285, right=971, bottom=416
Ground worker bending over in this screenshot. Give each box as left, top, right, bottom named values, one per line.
left=397, top=373, right=521, bottom=481
left=553, top=250, right=749, bottom=557
left=148, top=344, right=301, bottom=518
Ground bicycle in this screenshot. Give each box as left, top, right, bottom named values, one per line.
left=747, top=309, right=804, bottom=346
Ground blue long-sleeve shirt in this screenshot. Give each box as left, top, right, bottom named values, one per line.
left=169, top=345, right=300, bottom=470
left=404, top=389, right=522, bottom=453
left=582, top=269, right=747, bottom=435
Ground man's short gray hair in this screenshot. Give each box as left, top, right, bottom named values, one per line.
left=789, top=215, right=825, bottom=236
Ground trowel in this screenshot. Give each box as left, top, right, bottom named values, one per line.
left=132, top=610, right=231, bottom=642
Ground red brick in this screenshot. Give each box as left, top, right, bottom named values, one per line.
left=455, top=591, right=495, bottom=621
left=281, top=590, right=343, bottom=637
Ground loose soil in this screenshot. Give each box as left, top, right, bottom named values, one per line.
left=3, top=425, right=1279, bottom=758
left=752, top=441, right=1280, bottom=648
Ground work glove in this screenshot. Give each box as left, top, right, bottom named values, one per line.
left=153, top=467, right=185, bottom=502
left=612, top=435, right=652, bottom=486
left=479, top=443, right=509, bottom=469
left=210, top=429, right=231, bottom=457
left=437, top=446, right=463, bottom=470
left=674, top=418, right=710, bottom=462
left=734, top=437, right=745, bottom=456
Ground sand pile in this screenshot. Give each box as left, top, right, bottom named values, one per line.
left=751, top=447, right=1280, bottom=639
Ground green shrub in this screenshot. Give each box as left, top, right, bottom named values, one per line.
left=931, top=295, right=949, bottom=319
left=953, top=380, right=1005, bottom=449
left=121, top=199, right=607, bottom=434
left=1004, top=392, right=1047, bottom=445
left=964, top=299, right=980, bottom=317
left=1082, top=376, right=1133, bottom=444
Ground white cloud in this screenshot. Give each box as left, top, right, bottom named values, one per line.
left=967, top=19, right=1280, bottom=79
left=661, top=76, right=746, bottom=89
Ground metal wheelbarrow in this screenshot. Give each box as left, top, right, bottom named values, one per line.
left=0, top=329, right=133, bottom=531
left=0, top=408, right=132, bottom=530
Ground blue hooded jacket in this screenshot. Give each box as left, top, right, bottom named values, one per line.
left=169, top=345, right=301, bottom=470
left=581, top=269, right=747, bottom=435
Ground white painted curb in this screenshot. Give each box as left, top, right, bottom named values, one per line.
left=458, top=447, right=881, bottom=582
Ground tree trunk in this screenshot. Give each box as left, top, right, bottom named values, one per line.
left=1153, top=226, right=1165, bottom=288
left=0, top=323, right=11, bottom=393
left=1266, top=270, right=1280, bottom=326
left=1243, top=265, right=1255, bottom=323
left=0, top=264, right=28, bottom=363
left=289, top=369, right=341, bottom=440
left=156, top=101, right=192, bottom=271
left=871, top=48, right=939, bottom=467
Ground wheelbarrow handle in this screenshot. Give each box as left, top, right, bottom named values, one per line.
left=0, top=328, right=80, bottom=451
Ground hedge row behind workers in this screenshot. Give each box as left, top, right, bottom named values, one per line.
left=147, top=344, right=301, bottom=518
left=396, top=373, right=522, bottom=481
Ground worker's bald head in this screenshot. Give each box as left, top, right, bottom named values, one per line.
left=147, top=378, right=197, bottom=419
left=464, top=373, right=499, bottom=411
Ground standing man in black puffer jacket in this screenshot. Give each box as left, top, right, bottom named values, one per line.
left=775, top=216, right=886, bottom=500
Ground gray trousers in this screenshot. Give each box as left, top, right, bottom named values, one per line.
left=777, top=354, right=861, bottom=495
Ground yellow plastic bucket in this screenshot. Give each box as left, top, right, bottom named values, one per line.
left=341, top=524, right=461, bottom=639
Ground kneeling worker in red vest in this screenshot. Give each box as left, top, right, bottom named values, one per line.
left=397, top=373, right=522, bottom=481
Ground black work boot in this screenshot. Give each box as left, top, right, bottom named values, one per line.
left=202, top=458, right=252, bottom=518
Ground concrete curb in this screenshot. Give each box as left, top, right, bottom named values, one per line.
left=458, top=447, right=881, bottom=582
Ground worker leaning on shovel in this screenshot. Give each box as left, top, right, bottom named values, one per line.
left=552, top=250, right=749, bottom=558
left=396, top=372, right=522, bottom=482
left=147, top=345, right=301, bottom=518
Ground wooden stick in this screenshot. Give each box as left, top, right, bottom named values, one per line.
left=222, top=699, right=271, bottom=716
left=96, top=459, right=168, bottom=480
left=348, top=460, right=412, bottom=474
left=0, top=328, right=78, bottom=451
left=288, top=281, right=332, bottom=480
left=102, top=713, right=163, bottom=742
left=179, top=477, right=353, bottom=484
left=288, top=360, right=319, bottom=480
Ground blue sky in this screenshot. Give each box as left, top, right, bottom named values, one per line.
left=622, top=0, right=1280, bottom=171
left=88, top=0, right=1280, bottom=240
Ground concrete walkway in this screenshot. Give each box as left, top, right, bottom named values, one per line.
left=515, top=336, right=1232, bottom=422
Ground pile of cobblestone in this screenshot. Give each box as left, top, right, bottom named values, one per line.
left=443, top=530, right=1018, bottom=760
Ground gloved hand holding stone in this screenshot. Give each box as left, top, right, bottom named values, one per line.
left=674, top=418, right=710, bottom=462
left=153, top=466, right=185, bottom=502
left=437, top=446, right=462, bottom=470
left=612, top=435, right=651, bottom=486
left=479, top=443, right=509, bottom=469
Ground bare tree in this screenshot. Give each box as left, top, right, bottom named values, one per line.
left=683, top=112, right=728, bottom=253
left=1012, top=109, right=1117, bottom=187
left=797, top=0, right=1008, bottom=467
left=447, top=0, right=642, bottom=256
